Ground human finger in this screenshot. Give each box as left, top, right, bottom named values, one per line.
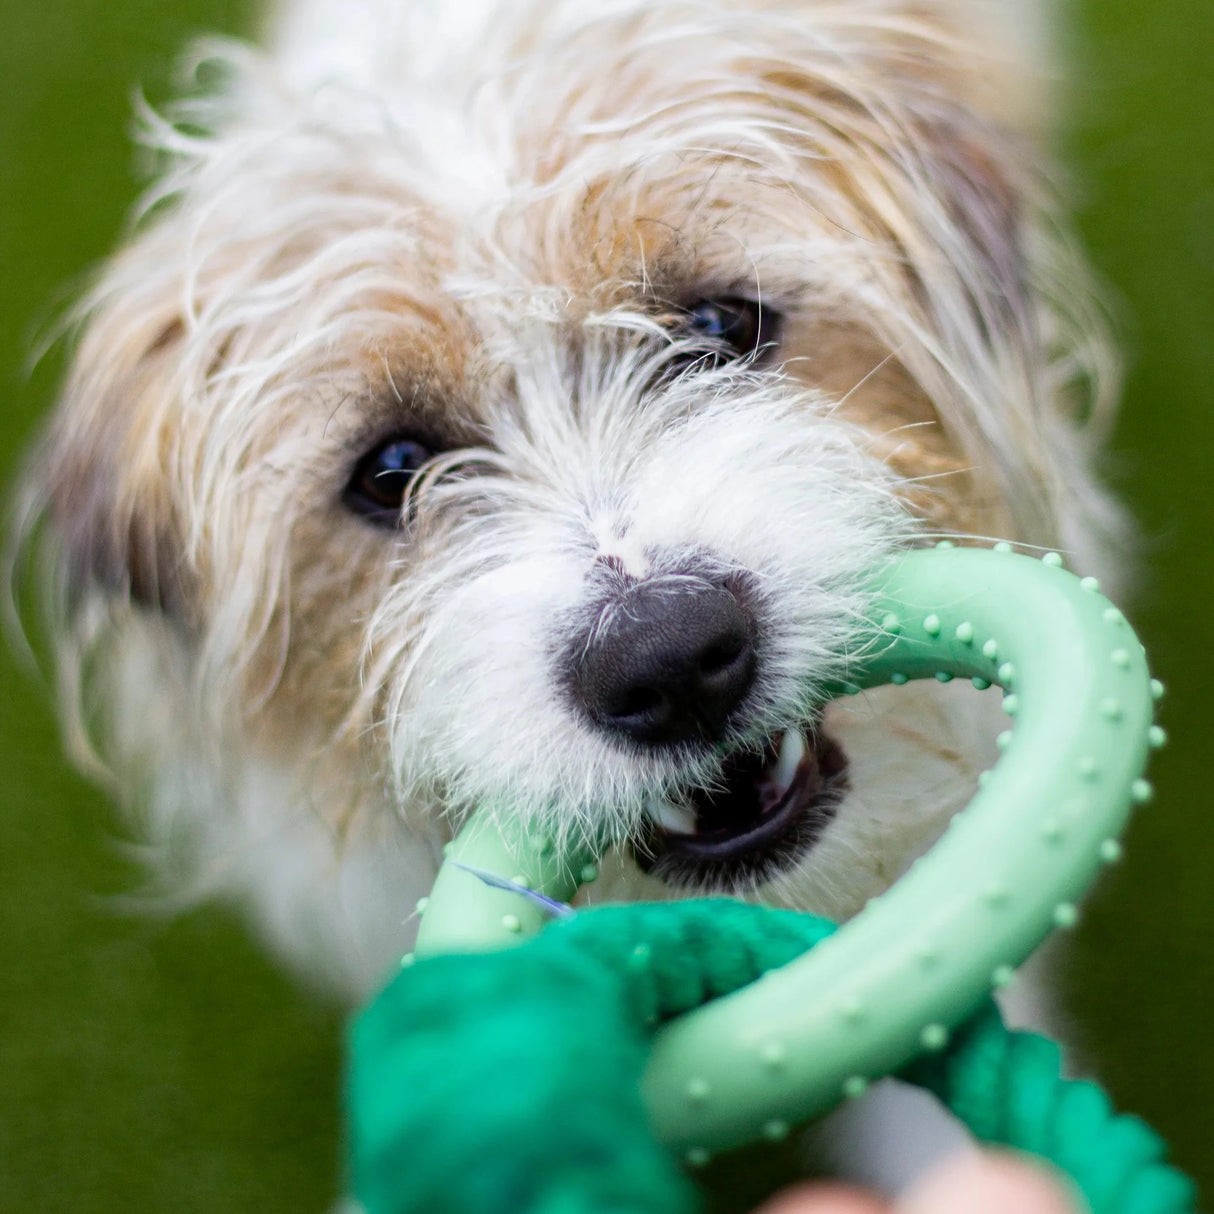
left=898, top=1151, right=1081, bottom=1214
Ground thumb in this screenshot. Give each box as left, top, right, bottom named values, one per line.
left=751, top=1152, right=1082, bottom=1214
left=898, top=1152, right=1081, bottom=1214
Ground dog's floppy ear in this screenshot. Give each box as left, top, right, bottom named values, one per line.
left=34, top=291, right=193, bottom=618
left=915, top=113, right=1028, bottom=320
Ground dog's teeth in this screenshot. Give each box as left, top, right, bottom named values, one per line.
left=652, top=799, right=697, bottom=836
left=773, top=728, right=806, bottom=793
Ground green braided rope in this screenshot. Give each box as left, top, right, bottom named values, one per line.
left=902, top=1008, right=1197, bottom=1214
left=346, top=901, right=1198, bottom=1214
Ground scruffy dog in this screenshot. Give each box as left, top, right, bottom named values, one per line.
left=18, top=0, right=1120, bottom=1183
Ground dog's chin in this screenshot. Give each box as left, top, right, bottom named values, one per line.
left=631, top=723, right=849, bottom=894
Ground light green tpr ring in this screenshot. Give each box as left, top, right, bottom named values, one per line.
left=414, top=546, right=1158, bottom=1157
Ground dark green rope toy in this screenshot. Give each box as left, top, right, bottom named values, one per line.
left=344, top=548, right=1201, bottom=1213
left=349, top=902, right=1195, bottom=1214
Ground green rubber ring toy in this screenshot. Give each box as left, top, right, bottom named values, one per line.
left=413, top=544, right=1158, bottom=1156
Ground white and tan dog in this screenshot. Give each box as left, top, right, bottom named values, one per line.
left=17, top=0, right=1122, bottom=1191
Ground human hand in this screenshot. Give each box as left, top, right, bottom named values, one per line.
left=753, top=1151, right=1080, bottom=1214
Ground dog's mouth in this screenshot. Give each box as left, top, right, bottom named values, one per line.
left=632, top=723, right=849, bottom=891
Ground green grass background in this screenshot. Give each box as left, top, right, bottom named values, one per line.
left=0, top=2, right=1210, bottom=1209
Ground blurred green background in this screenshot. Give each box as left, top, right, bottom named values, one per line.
left=0, top=1, right=1210, bottom=1209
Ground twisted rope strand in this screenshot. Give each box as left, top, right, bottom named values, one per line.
left=903, top=1005, right=1199, bottom=1214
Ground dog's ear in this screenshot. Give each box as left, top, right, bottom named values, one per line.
left=35, top=291, right=193, bottom=618
left=915, top=114, right=1028, bottom=321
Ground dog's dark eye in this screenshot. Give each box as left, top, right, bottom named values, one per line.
left=684, top=297, right=781, bottom=364
left=343, top=434, right=434, bottom=527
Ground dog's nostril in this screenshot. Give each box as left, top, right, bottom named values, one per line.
left=698, top=637, right=745, bottom=677
left=570, top=574, right=757, bottom=746
left=605, top=685, right=666, bottom=722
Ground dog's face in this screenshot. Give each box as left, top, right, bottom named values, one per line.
left=20, top=1, right=1117, bottom=994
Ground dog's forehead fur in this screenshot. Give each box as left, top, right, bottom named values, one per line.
left=55, top=0, right=1066, bottom=550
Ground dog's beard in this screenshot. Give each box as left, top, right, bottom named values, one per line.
left=361, top=336, right=910, bottom=876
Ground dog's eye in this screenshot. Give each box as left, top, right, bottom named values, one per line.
left=684, top=297, right=781, bottom=364
left=343, top=434, right=434, bottom=527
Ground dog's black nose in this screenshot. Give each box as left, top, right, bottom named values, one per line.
left=571, top=576, right=757, bottom=746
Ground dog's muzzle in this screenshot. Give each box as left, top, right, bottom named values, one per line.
left=565, top=564, right=848, bottom=888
